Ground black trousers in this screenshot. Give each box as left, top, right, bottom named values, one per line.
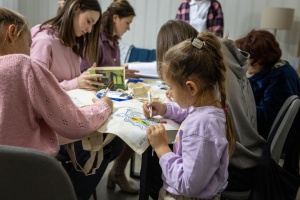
left=58, top=136, right=124, bottom=200
left=225, top=165, right=257, bottom=191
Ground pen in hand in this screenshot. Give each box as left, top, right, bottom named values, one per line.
left=101, top=81, right=114, bottom=98
left=147, top=91, right=152, bottom=118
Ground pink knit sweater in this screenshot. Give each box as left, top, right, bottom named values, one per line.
left=0, top=54, right=111, bottom=156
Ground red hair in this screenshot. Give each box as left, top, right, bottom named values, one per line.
left=235, top=30, right=281, bottom=68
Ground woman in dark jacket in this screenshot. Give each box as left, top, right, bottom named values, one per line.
left=236, top=29, right=300, bottom=176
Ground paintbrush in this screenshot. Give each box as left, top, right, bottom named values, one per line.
left=101, top=81, right=114, bottom=98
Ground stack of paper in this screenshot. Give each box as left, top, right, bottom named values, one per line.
left=127, top=61, right=158, bottom=78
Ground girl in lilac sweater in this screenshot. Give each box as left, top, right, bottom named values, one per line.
left=143, top=32, right=235, bottom=199
left=0, top=8, right=112, bottom=157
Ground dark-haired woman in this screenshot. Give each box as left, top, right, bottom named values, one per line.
left=80, top=0, right=139, bottom=194
left=30, top=1, right=124, bottom=199
left=80, top=0, right=139, bottom=78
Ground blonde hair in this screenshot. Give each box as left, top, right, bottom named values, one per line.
left=162, top=31, right=236, bottom=155
left=0, top=7, right=28, bottom=44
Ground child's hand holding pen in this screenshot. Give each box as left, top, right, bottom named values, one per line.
left=146, top=124, right=171, bottom=158
left=142, top=101, right=167, bottom=118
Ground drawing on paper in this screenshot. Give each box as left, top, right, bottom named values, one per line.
left=115, top=108, right=167, bottom=130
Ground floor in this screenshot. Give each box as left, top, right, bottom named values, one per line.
left=95, top=174, right=300, bottom=200
left=92, top=156, right=300, bottom=200
left=91, top=154, right=150, bottom=200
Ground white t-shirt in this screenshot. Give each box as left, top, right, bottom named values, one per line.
left=189, top=0, right=211, bottom=33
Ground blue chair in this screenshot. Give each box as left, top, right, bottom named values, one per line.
left=128, top=47, right=156, bottom=63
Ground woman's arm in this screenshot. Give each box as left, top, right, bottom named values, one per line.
left=27, top=61, right=112, bottom=139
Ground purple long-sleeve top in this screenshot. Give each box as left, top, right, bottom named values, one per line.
left=160, top=103, right=229, bottom=199
left=80, top=33, right=120, bottom=72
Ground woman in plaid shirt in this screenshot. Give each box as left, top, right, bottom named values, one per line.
left=176, top=0, right=224, bottom=37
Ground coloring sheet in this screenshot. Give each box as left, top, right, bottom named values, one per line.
left=67, top=89, right=180, bottom=154
left=97, top=99, right=180, bottom=154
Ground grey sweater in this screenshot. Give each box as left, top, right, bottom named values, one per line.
left=220, top=39, right=266, bottom=169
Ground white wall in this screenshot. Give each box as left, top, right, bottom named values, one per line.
left=18, top=0, right=58, bottom=26
left=0, top=0, right=299, bottom=63
left=0, top=0, right=18, bottom=10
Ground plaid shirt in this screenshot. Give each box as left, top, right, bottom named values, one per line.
left=175, top=0, right=224, bottom=37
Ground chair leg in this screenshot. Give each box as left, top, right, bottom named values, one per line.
left=92, top=189, right=97, bottom=200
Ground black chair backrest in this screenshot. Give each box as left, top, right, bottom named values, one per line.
left=221, top=95, right=300, bottom=200
left=0, top=145, right=77, bottom=200
left=267, top=95, right=300, bottom=162
left=248, top=95, right=300, bottom=200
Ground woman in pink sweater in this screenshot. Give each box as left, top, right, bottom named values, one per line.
left=30, top=1, right=124, bottom=199
left=0, top=8, right=112, bottom=157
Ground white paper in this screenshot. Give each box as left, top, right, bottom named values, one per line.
left=128, top=61, right=159, bottom=78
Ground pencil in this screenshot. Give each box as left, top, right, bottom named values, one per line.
left=147, top=91, right=152, bottom=118
left=101, top=81, right=114, bottom=98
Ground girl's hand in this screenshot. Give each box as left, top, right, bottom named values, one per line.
left=92, top=97, right=113, bottom=111
left=77, top=71, right=103, bottom=91
left=142, top=101, right=167, bottom=118
left=146, top=124, right=171, bottom=158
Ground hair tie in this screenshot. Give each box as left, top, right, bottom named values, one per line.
left=191, top=38, right=205, bottom=50
left=223, top=107, right=228, bottom=112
